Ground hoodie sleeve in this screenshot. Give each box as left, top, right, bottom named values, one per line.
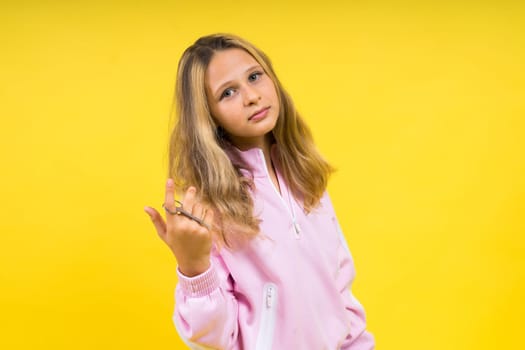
left=325, top=194, right=375, bottom=349
left=173, top=251, right=239, bottom=349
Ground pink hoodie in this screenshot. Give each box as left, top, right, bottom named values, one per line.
left=173, top=145, right=375, bottom=349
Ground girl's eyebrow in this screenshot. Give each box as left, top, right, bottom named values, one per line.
left=212, top=65, right=261, bottom=98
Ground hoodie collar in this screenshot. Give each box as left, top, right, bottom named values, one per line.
left=224, top=143, right=281, bottom=179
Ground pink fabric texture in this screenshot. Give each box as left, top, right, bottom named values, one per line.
left=173, top=145, right=375, bottom=349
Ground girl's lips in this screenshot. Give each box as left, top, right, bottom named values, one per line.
left=249, top=107, right=270, bottom=121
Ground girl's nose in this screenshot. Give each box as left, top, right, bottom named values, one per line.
left=242, top=86, right=261, bottom=105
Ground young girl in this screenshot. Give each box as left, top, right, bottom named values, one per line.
left=144, top=33, right=375, bottom=349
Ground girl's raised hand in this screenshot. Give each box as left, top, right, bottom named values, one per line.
left=144, top=179, right=214, bottom=277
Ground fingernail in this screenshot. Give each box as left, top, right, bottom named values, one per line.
left=167, top=179, right=173, bottom=187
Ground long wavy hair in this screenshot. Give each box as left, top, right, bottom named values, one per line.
left=169, top=33, right=334, bottom=246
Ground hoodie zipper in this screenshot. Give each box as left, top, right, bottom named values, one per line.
left=258, top=149, right=301, bottom=237
left=255, top=283, right=278, bottom=350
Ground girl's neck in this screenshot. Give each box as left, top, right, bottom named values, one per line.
left=230, top=133, right=275, bottom=156
left=229, top=133, right=279, bottom=193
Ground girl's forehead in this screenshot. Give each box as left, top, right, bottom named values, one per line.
left=206, top=49, right=260, bottom=87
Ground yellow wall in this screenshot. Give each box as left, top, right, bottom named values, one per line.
left=1, top=1, right=523, bottom=349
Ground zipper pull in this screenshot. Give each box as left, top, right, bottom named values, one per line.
left=266, top=286, right=274, bottom=308
left=293, top=220, right=301, bottom=236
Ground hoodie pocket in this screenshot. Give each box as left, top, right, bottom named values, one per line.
left=255, top=283, right=278, bottom=350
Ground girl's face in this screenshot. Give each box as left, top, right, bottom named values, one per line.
left=205, top=48, right=280, bottom=150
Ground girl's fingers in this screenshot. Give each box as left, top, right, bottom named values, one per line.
left=144, top=206, right=167, bottom=241
left=192, top=202, right=205, bottom=221
left=162, top=182, right=211, bottom=230
left=184, top=187, right=212, bottom=230
left=202, top=207, right=215, bottom=231
left=181, top=186, right=197, bottom=214
left=163, top=178, right=177, bottom=218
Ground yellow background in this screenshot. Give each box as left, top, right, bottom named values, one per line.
left=1, top=0, right=523, bottom=349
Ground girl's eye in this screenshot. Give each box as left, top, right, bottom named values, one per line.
left=248, top=71, right=263, bottom=82
left=220, top=88, right=235, bottom=99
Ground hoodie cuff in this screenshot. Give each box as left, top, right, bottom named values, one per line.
left=177, top=263, right=220, bottom=297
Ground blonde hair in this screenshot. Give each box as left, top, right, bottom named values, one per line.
left=169, top=33, right=334, bottom=246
